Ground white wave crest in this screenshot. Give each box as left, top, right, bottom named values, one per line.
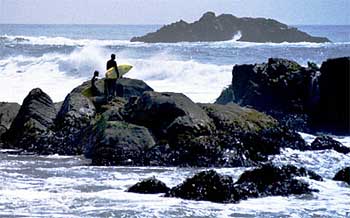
left=0, top=47, right=232, bottom=104
left=1, top=34, right=348, bottom=49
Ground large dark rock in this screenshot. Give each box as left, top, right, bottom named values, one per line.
left=234, top=164, right=321, bottom=199
left=314, top=57, right=350, bottom=133
left=124, top=91, right=214, bottom=139
left=127, top=177, right=170, bottom=194
left=309, top=136, right=350, bottom=154
left=90, top=119, right=156, bottom=166
left=2, top=88, right=56, bottom=149
left=333, top=167, right=350, bottom=185
left=165, top=164, right=320, bottom=203
left=0, top=102, right=20, bottom=129
left=165, top=170, right=238, bottom=203
left=131, top=12, right=330, bottom=43
left=216, top=58, right=321, bottom=132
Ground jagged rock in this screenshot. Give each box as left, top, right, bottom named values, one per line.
left=90, top=119, right=156, bottom=166
left=131, top=12, right=330, bottom=43
left=165, top=164, right=319, bottom=203
left=333, top=167, right=350, bottom=185
left=0, top=102, right=20, bottom=129
left=2, top=88, right=56, bottom=149
left=314, top=57, right=350, bottom=133
left=127, top=177, right=170, bottom=194
left=309, top=136, right=350, bottom=154
left=124, top=91, right=214, bottom=139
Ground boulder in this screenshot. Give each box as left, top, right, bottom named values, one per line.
left=90, top=119, right=156, bottom=166
left=165, top=170, right=239, bottom=203
left=315, top=57, right=350, bottom=133
left=0, top=102, right=20, bottom=129
left=333, top=167, right=350, bottom=185
left=2, top=88, right=56, bottom=149
left=234, top=164, right=321, bottom=199
left=127, top=177, right=170, bottom=194
left=131, top=12, right=330, bottom=43
left=309, top=136, right=350, bottom=154
left=124, top=91, right=214, bottom=139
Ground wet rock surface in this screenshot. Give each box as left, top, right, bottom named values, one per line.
left=127, top=177, right=170, bottom=194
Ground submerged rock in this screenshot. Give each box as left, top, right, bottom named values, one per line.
left=333, top=167, right=350, bottom=185
left=127, top=177, right=170, bottom=194
left=309, top=136, right=350, bottom=154
left=165, top=164, right=320, bottom=203
left=131, top=12, right=330, bottom=43
left=165, top=170, right=238, bottom=203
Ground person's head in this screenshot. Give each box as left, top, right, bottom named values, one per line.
left=111, top=54, right=116, bottom=60
left=94, top=70, right=99, bottom=77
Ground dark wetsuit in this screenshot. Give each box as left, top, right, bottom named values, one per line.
left=106, top=59, right=120, bottom=98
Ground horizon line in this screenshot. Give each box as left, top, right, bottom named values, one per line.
left=0, top=23, right=349, bottom=26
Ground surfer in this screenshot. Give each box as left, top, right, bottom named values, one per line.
left=105, top=54, right=120, bottom=98
left=91, top=70, right=100, bottom=96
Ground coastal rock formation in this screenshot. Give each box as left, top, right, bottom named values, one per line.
left=315, top=57, right=350, bottom=133
left=333, top=167, right=350, bottom=185
left=164, top=164, right=321, bottom=203
left=216, top=57, right=350, bottom=134
left=131, top=12, right=330, bottom=43
left=2, top=88, right=56, bottom=149
left=127, top=177, right=170, bottom=194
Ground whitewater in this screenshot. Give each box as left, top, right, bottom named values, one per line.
left=1, top=24, right=350, bottom=217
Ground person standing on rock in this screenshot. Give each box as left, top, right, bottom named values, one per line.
left=105, top=54, right=120, bottom=99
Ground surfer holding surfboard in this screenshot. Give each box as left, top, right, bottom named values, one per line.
left=105, top=54, right=119, bottom=98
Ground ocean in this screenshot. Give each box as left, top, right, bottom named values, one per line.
left=0, top=24, right=350, bottom=217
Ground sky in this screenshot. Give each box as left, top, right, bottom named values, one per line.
left=0, top=0, right=349, bottom=25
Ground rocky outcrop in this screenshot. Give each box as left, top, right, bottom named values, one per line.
left=131, top=12, right=330, bottom=43
left=309, top=136, right=350, bottom=154
left=313, top=57, right=350, bottom=133
left=333, top=167, right=350, bottom=185
left=216, top=57, right=350, bottom=134
left=2, top=88, right=56, bottom=149
left=127, top=177, right=170, bottom=194
left=165, top=164, right=320, bottom=203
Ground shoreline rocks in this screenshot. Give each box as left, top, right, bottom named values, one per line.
left=216, top=57, right=350, bottom=134
left=128, top=164, right=321, bottom=204
left=131, top=12, right=330, bottom=43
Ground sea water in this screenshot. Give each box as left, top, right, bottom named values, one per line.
left=0, top=24, right=350, bottom=217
